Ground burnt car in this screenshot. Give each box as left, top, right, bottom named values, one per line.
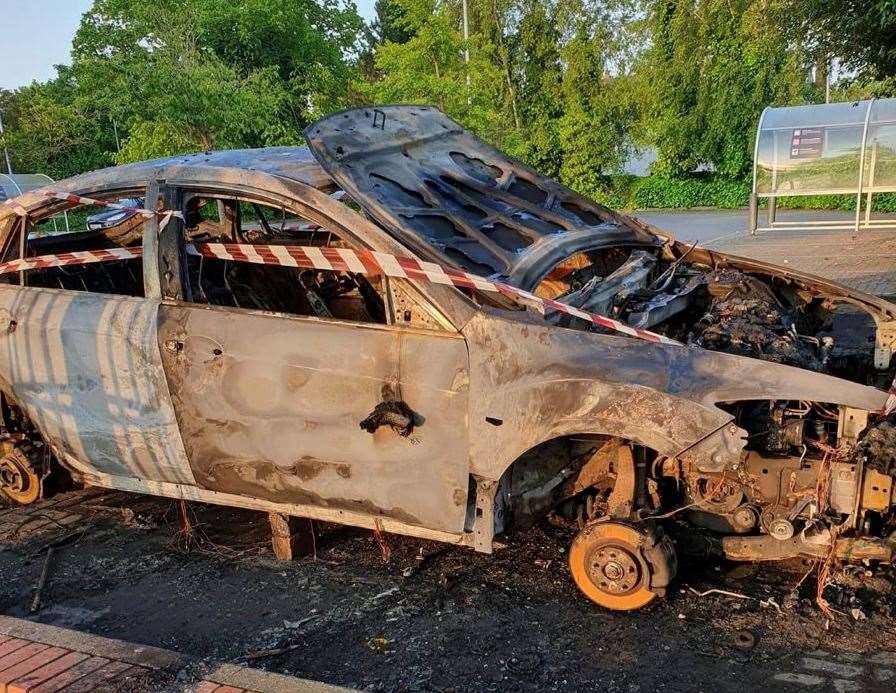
left=1, top=106, right=896, bottom=611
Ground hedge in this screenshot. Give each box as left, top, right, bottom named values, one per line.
left=587, top=174, right=896, bottom=212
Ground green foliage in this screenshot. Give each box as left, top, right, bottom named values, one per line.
left=4, top=0, right=896, bottom=216
left=775, top=193, right=896, bottom=213
left=362, top=0, right=641, bottom=182
left=2, top=0, right=363, bottom=176
left=588, top=176, right=896, bottom=213
left=360, top=0, right=515, bottom=145
left=555, top=24, right=638, bottom=197
left=0, top=71, right=116, bottom=179
left=590, top=175, right=751, bottom=210
left=789, top=0, right=896, bottom=80
left=636, top=0, right=815, bottom=178
left=114, top=122, right=206, bottom=163
left=373, top=0, right=415, bottom=43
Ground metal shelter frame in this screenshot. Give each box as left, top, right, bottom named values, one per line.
left=749, top=98, right=896, bottom=235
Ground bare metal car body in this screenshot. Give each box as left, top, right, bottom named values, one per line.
left=2, top=106, right=896, bottom=609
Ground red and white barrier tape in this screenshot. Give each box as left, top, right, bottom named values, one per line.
left=0, top=247, right=143, bottom=276
left=4, top=192, right=184, bottom=222
left=7, top=191, right=896, bottom=408
left=883, top=385, right=896, bottom=416
left=0, top=241, right=678, bottom=345
left=1, top=191, right=678, bottom=346
left=189, top=242, right=680, bottom=345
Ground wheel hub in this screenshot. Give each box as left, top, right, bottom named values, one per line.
left=569, top=520, right=677, bottom=611
left=589, top=545, right=641, bottom=595
left=0, top=448, right=40, bottom=505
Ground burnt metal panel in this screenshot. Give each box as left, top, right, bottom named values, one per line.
left=56, top=147, right=335, bottom=195
left=461, top=311, right=890, bottom=480
left=0, top=286, right=194, bottom=483
left=304, top=106, right=660, bottom=288
left=157, top=302, right=470, bottom=533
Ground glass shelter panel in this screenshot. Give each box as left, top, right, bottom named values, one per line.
left=0, top=173, right=55, bottom=201
left=864, top=99, right=896, bottom=193
left=755, top=101, right=871, bottom=196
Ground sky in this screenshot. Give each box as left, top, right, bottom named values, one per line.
left=0, top=0, right=377, bottom=92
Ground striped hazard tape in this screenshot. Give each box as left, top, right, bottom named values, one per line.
left=190, top=242, right=681, bottom=345
left=883, top=385, right=896, bottom=416
left=4, top=192, right=184, bottom=222
left=0, top=247, right=144, bottom=276
left=0, top=191, right=678, bottom=346
left=0, top=241, right=679, bottom=345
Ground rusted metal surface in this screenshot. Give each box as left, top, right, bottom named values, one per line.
left=461, top=310, right=888, bottom=481
left=304, top=106, right=660, bottom=287
left=721, top=534, right=896, bottom=562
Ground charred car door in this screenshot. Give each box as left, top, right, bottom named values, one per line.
left=0, top=189, right=195, bottom=486
left=154, top=186, right=471, bottom=533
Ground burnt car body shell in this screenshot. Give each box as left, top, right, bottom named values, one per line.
left=0, top=125, right=891, bottom=550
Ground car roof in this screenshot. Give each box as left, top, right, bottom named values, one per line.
left=0, top=146, right=337, bottom=232
left=68, top=146, right=337, bottom=192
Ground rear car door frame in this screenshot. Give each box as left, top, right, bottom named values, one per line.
left=0, top=183, right=195, bottom=487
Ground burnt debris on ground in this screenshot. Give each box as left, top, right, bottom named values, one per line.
left=3, top=489, right=896, bottom=692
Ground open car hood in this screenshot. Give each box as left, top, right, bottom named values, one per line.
left=304, top=105, right=660, bottom=289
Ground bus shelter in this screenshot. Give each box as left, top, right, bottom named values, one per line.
left=0, top=173, right=69, bottom=233
left=750, top=98, right=896, bottom=234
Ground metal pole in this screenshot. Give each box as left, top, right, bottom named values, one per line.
left=865, top=141, right=878, bottom=226
left=462, top=0, right=471, bottom=104
left=825, top=56, right=831, bottom=104
left=750, top=107, right=768, bottom=235
left=0, top=111, right=12, bottom=175
left=112, top=120, right=121, bottom=152
left=854, top=98, right=875, bottom=234
left=748, top=193, right=758, bottom=235
left=769, top=119, right=778, bottom=227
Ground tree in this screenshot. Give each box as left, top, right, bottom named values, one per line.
left=636, top=0, right=814, bottom=177
left=372, top=0, right=415, bottom=44
left=512, top=0, right=564, bottom=177
left=556, top=24, right=638, bottom=197
left=361, top=0, right=514, bottom=145
left=790, top=0, right=896, bottom=83
left=68, top=0, right=364, bottom=161
left=0, top=71, right=116, bottom=179
left=363, top=0, right=644, bottom=195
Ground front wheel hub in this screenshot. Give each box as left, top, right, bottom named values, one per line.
left=569, top=521, right=676, bottom=611
left=590, top=546, right=642, bottom=595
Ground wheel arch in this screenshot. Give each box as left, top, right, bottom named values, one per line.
left=489, top=432, right=663, bottom=533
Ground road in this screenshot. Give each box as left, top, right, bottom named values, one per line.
left=633, top=208, right=896, bottom=245
left=634, top=208, right=896, bottom=297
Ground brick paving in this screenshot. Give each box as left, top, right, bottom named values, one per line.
left=0, top=628, right=332, bottom=692
left=0, top=615, right=348, bottom=692
left=0, top=635, right=151, bottom=692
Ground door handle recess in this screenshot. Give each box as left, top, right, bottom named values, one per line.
left=360, top=400, right=416, bottom=437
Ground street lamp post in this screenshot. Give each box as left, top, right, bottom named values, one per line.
left=462, top=0, right=471, bottom=104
